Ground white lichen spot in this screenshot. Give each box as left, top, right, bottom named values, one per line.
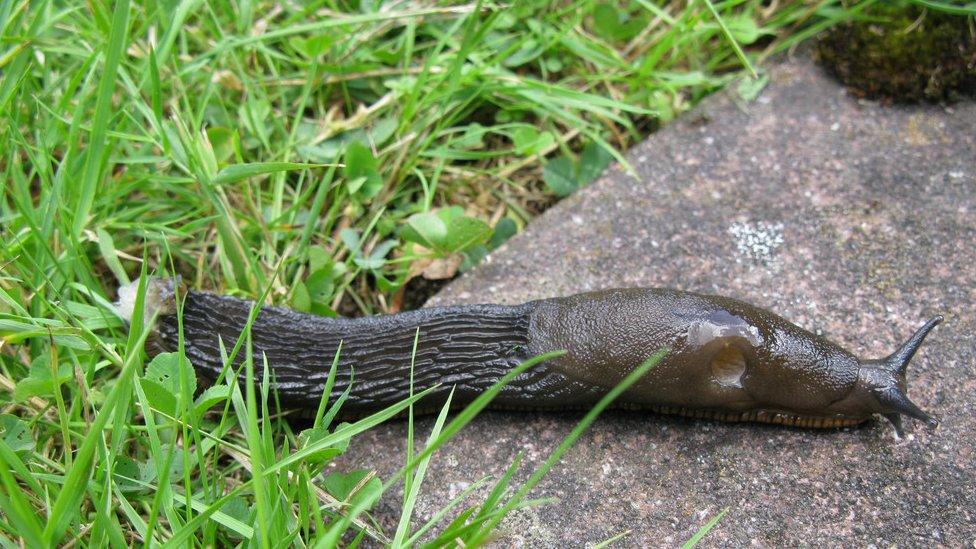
left=728, top=220, right=785, bottom=266
left=948, top=170, right=964, bottom=179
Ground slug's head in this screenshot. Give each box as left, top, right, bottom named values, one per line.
left=825, top=316, right=943, bottom=434
left=695, top=303, right=942, bottom=433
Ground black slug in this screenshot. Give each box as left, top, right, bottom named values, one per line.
left=119, top=279, right=941, bottom=433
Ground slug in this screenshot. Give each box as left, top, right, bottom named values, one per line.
left=118, top=279, right=941, bottom=433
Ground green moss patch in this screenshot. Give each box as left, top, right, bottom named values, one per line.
left=817, top=5, right=975, bottom=102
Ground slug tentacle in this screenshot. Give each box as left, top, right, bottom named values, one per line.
left=883, top=315, right=944, bottom=375
left=856, top=316, right=944, bottom=433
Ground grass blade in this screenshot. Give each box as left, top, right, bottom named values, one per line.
left=682, top=508, right=729, bottom=548
left=42, top=266, right=150, bottom=545
left=0, top=441, right=44, bottom=547
left=71, top=0, right=130, bottom=237
left=700, top=0, right=758, bottom=78
left=468, top=349, right=669, bottom=544
left=211, top=162, right=323, bottom=186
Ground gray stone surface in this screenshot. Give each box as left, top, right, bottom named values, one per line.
left=335, top=54, right=976, bottom=546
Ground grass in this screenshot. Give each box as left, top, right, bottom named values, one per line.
left=1, top=0, right=973, bottom=546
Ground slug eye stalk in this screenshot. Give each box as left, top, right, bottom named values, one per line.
left=885, top=316, right=944, bottom=376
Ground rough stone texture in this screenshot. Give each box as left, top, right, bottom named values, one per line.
left=334, top=54, right=976, bottom=546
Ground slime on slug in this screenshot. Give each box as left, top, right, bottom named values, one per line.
left=117, top=279, right=942, bottom=435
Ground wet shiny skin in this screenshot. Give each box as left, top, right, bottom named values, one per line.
left=148, top=281, right=939, bottom=430
left=529, top=288, right=862, bottom=422
left=528, top=288, right=938, bottom=430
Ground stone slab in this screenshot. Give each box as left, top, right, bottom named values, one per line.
left=335, top=54, right=976, bottom=546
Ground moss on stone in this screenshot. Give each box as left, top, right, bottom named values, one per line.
left=816, top=4, right=975, bottom=102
